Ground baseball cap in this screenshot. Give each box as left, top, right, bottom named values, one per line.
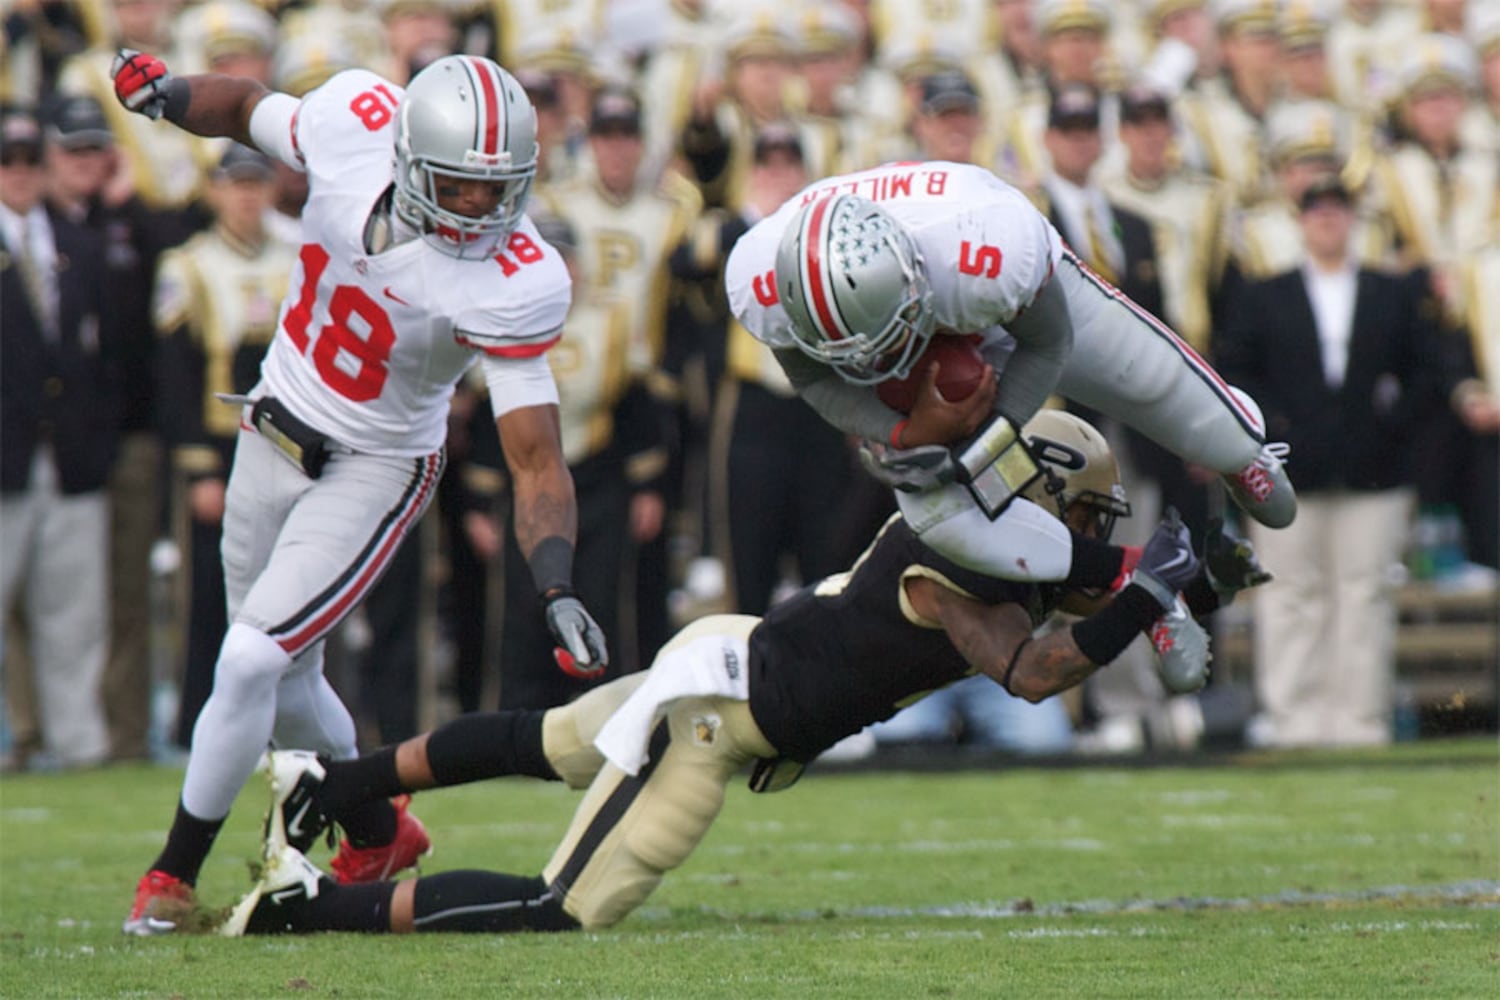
left=0, top=108, right=43, bottom=164
left=752, top=121, right=805, bottom=163
left=214, top=143, right=275, bottom=181
left=1298, top=175, right=1353, bottom=213
left=1047, top=84, right=1102, bottom=130
left=45, top=95, right=114, bottom=150
left=919, top=70, right=981, bottom=115
left=588, top=87, right=642, bottom=135
left=1119, top=85, right=1171, bottom=124
left=515, top=68, right=560, bottom=110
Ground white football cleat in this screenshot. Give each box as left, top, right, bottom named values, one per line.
left=259, top=749, right=330, bottom=857
left=220, top=845, right=326, bottom=937
left=1150, top=595, right=1212, bottom=694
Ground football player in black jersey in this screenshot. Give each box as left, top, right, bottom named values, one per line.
left=217, top=411, right=1269, bottom=937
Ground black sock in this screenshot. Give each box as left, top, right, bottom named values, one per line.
left=338, top=796, right=398, bottom=849
left=150, top=802, right=225, bottom=885
left=426, top=710, right=556, bottom=786
left=303, top=880, right=397, bottom=932
left=321, top=747, right=402, bottom=824
left=411, top=871, right=578, bottom=933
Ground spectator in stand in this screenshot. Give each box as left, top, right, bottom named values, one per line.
left=44, top=92, right=199, bottom=762
left=1441, top=240, right=1500, bottom=572
left=1, top=106, right=118, bottom=771
left=1216, top=177, right=1443, bottom=748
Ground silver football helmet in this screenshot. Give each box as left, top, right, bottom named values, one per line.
left=1021, top=410, right=1131, bottom=542
left=774, top=194, right=935, bottom=385
left=393, top=55, right=538, bottom=260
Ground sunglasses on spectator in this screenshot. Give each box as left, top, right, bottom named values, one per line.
left=0, top=148, right=43, bottom=167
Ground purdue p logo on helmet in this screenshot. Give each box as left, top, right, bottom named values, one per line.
left=774, top=194, right=936, bottom=385
left=1021, top=410, right=1131, bottom=542
left=393, top=55, right=539, bottom=260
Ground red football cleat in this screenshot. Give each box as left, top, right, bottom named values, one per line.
left=328, top=795, right=432, bottom=884
left=122, top=869, right=197, bottom=936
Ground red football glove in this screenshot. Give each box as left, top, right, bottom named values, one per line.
left=111, top=49, right=175, bottom=120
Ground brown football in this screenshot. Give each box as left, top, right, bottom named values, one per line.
left=875, top=335, right=989, bottom=414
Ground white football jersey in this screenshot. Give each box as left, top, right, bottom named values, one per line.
left=255, top=69, right=571, bottom=456
left=725, top=161, right=1062, bottom=358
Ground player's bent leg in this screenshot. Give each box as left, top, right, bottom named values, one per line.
left=898, top=488, right=1073, bottom=580
left=126, top=623, right=292, bottom=936
left=270, top=653, right=358, bottom=760
left=543, top=671, right=651, bottom=788
left=1050, top=254, right=1297, bottom=528
left=543, top=696, right=773, bottom=931
left=181, top=623, right=293, bottom=820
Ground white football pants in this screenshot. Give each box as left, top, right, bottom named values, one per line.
left=902, top=249, right=1265, bottom=580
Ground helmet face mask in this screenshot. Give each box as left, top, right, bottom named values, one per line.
left=1020, top=410, right=1131, bottom=543
left=775, top=194, right=936, bottom=385
left=392, top=56, right=538, bottom=260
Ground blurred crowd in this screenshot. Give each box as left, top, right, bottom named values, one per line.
left=2, top=0, right=1496, bottom=770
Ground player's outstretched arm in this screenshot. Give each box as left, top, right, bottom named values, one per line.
left=496, top=403, right=610, bottom=673
left=910, top=510, right=1202, bottom=701
left=910, top=582, right=1106, bottom=702
left=111, top=49, right=269, bottom=146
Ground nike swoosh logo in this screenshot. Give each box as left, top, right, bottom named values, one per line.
left=1157, top=551, right=1192, bottom=574
left=286, top=800, right=312, bottom=840
left=270, top=887, right=305, bottom=904
left=382, top=286, right=411, bottom=306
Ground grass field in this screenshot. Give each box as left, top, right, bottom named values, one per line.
left=1, top=738, right=1496, bottom=998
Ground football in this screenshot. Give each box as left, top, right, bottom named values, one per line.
left=875, top=335, right=989, bottom=414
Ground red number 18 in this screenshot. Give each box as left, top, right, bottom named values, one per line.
left=283, top=244, right=396, bottom=402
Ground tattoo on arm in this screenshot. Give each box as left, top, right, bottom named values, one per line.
left=512, top=485, right=573, bottom=559
left=929, top=583, right=1103, bottom=702
left=1008, top=631, right=1101, bottom=701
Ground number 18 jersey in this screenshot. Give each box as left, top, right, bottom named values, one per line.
left=255, top=68, right=571, bottom=456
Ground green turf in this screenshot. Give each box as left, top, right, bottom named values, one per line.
left=2, top=739, right=1496, bottom=998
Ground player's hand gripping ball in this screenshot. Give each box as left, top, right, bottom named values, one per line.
left=876, top=335, right=989, bottom=413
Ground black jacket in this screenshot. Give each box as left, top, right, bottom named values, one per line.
left=1, top=206, right=120, bottom=494
left=1214, top=266, right=1441, bottom=493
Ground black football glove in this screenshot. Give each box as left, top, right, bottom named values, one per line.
left=1134, top=506, right=1201, bottom=610
left=1202, top=517, right=1273, bottom=600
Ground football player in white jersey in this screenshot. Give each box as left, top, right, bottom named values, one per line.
left=724, top=160, right=1297, bottom=588
left=111, top=50, right=609, bottom=935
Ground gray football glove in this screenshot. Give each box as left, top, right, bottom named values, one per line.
left=1202, top=517, right=1273, bottom=600
left=544, top=593, right=609, bottom=678
left=1133, top=506, right=1201, bottom=609
left=858, top=441, right=959, bottom=493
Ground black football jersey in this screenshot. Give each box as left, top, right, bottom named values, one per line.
left=747, top=516, right=1043, bottom=762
